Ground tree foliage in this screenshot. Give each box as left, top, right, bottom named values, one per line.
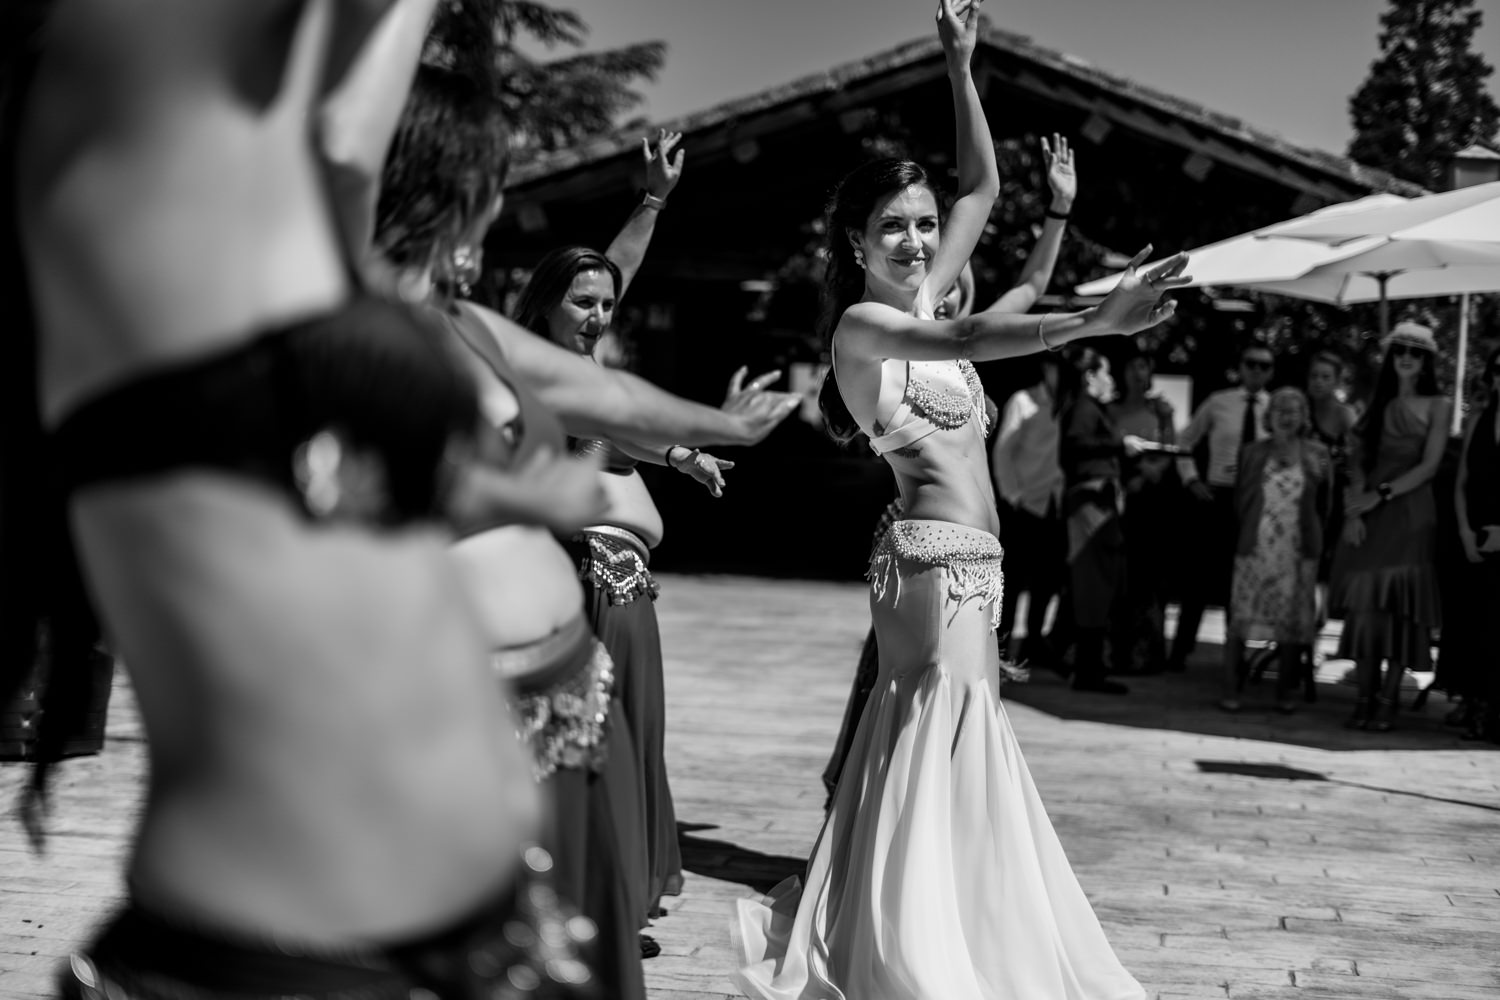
left=424, top=0, right=665, bottom=159
left=1347, top=0, right=1500, bottom=187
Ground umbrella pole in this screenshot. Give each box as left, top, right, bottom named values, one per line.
left=1455, top=292, right=1471, bottom=435
left=1377, top=273, right=1390, bottom=339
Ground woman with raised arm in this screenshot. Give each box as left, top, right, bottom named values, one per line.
left=734, top=3, right=1184, bottom=997
left=821, top=130, right=1081, bottom=806
left=4, top=1, right=601, bottom=996
left=369, top=60, right=798, bottom=990
left=509, top=134, right=796, bottom=934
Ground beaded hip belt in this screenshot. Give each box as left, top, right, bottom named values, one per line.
left=574, top=527, right=659, bottom=606
left=492, top=617, right=615, bottom=782
left=868, top=519, right=1007, bottom=632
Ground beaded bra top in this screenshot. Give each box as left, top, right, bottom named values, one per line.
left=867, top=358, right=989, bottom=456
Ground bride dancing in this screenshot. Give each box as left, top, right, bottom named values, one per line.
left=733, top=2, right=1188, bottom=997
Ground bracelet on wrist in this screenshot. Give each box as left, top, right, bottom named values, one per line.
left=1036, top=313, right=1062, bottom=352
left=1044, top=206, right=1071, bottom=221
left=641, top=191, right=668, bottom=211
left=1377, top=482, right=1394, bottom=505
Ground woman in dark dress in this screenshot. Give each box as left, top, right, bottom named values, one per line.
left=1447, top=346, right=1500, bottom=743
left=1330, top=322, right=1451, bottom=732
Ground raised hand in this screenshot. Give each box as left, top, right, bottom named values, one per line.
left=1041, top=133, right=1076, bottom=211
left=936, top=0, right=982, bottom=66
left=1093, top=246, right=1191, bottom=337
left=642, top=128, right=686, bottom=201
left=722, top=366, right=801, bottom=445
left=670, top=448, right=736, bottom=498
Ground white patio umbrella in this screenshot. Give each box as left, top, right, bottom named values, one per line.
left=1256, top=180, right=1500, bottom=428
left=1076, top=186, right=1500, bottom=431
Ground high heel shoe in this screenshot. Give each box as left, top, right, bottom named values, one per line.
left=1343, top=697, right=1373, bottom=730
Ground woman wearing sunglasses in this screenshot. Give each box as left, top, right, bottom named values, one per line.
left=1330, top=321, right=1451, bottom=732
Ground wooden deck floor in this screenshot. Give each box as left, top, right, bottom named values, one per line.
left=3, top=574, right=1498, bottom=999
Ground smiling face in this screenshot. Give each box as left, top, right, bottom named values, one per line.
left=1386, top=342, right=1432, bottom=383
left=1267, top=390, right=1308, bottom=440
left=546, top=268, right=618, bottom=355
left=850, top=183, right=941, bottom=300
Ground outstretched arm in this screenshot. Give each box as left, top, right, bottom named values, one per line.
left=920, top=0, right=1000, bottom=310
left=842, top=247, right=1189, bottom=363
left=985, top=134, right=1075, bottom=314
left=606, top=130, right=685, bottom=299
left=460, top=304, right=798, bottom=448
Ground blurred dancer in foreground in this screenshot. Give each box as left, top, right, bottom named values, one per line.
left=735, top=2, right=1186, bottom=996
left=5, top=1, right=597, bottom=996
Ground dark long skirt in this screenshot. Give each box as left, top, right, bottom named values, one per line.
left=821, top=626, right=880, bottom=809
left=549, top=700, right=648, bottom=1000
left=584, top=590, right=683, bottom=910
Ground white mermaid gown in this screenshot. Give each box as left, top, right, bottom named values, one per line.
left=735, top=519, right=1146, bottom=1000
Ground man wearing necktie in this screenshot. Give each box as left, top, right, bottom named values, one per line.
left=1167, top=343, right=1276, bottom=671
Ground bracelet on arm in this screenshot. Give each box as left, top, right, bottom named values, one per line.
left=1044, top=206, right=1071, bottom=221
left=641, top=191, right=668, bottom=211
left=1377, top=482, right=1394, bottom=505
left=1037, top=314, right=1062, bottom=352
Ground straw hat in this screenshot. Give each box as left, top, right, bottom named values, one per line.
left=1382, top=320, right=1438, bottom=353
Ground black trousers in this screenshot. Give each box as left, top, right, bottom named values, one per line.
left=1169, top=484, right=1238, bottom=665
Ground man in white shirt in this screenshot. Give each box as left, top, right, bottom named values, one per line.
left=992, top=354, right=1065, bottom=663
left=1166, top=342, right=1275, bottom=671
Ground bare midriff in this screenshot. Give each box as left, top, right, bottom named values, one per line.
left=881, top=423, right=1001, bottom=537
left=73, top=479, right=539, bottom=944
left=593, top=468, right=665, bottom=549
left=22, top=0, right=537, bottom=947
left=450, top=528, right=587, bottom=647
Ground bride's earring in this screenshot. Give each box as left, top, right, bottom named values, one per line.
left=451, top=245, right=479, bottom=298
left=853, top=247, right=866, bottom=269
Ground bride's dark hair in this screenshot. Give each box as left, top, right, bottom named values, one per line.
left=816, top=158, right=934, bottom=447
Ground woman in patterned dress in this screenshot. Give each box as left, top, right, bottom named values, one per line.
left=1218, top=388, right=1330, bottom=714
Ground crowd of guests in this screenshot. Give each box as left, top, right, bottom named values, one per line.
left=989, top=320, right=1500, bottom=744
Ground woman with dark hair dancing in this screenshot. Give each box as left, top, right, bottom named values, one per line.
left=1330, top=321, right=1450, bottom=732
left=734, top=3, right=1186, bottom=996
left=821, top=130, right=1082, bottom=806
left=510, top=157, right=773, bottom=932
left=4, top=1, right=606, bottom=996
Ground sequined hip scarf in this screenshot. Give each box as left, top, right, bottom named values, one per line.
left=574, top=525, right=659, bottom=606
left=868, top=519, right=1007, bottom=631
left=492, top=615, right=615, bottom=782
left=61, top=845, right=598, bottom=1000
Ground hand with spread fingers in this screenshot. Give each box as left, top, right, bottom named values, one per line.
left=643, top=128, right=686, bottom=202
left=721, top=366, right=802, bottom=445
left=936, top=0, right=982, bottom=65
left=1093, top=246, right=1191, bottom=337
left=669, top=447, right=736, bottom=498
left=1041, top=133, right=1076, bottom=211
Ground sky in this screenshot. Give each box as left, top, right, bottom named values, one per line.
left=545, top=0, right=1500, bottom=159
